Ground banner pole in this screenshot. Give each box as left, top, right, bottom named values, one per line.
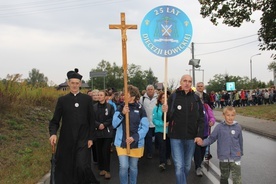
left=163, top=57, right=168, bottom=140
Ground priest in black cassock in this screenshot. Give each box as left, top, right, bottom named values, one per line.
left=49, top=68, right=100, bottom=184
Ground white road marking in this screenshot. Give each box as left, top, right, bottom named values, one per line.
left=203, top=161, right=233, bottom=184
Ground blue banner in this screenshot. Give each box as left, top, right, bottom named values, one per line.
left=141, top=5, right=193, bottom=57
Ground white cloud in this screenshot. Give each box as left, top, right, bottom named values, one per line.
left=0, top=0, right=274, bottom=86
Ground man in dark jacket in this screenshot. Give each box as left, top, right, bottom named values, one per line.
left=196, top=82, right=211, bottom=107
left=163, top=74, right=204, bottom=184
left=49, top=68, right=99, bottom=184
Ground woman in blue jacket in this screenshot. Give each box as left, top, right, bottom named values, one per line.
left=152, top=91, right=171, bottom=171
left=112, top=85, right=149, bottom=184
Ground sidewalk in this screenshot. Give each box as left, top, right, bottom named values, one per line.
left=213, top=110, right=276, bottom=140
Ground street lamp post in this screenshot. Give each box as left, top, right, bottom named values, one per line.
left=250, top=53, right=261, bottom=84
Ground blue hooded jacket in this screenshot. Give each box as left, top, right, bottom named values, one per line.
left=112, top=102, right=149, bottom=149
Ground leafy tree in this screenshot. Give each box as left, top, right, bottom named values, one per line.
left=206, top=73, right=271, bottom=92
left=27, top=68, right=48, bottom=87
left=268, top=60, right=276, bottom=86
left=127, top=64, right=145, bottom=90
left=199, top=0, right=276, bottom=55
left=106, top=62, right=124, bottom=90
left=88, top=60, right=159, bottom=91
left=267, top=61, right=276, bottom=71
left=144, top=68, right=158, bottom=87
left=129, top=70, right=147, bottom=91
left=89, top=60, right=121, bottom=90
left=267, top=80, right=274, bottom=87
left=206, top=74, right=229, bottom=92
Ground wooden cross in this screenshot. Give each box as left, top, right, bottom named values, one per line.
left=109, top=13, right=137, bottom=154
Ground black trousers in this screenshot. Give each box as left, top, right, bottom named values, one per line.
left=96, top=138, right=113, bottom=172
left=155, top=132, right=171, bottom=164
left=194, top=144, right=207, bottom=170
left=92, top=140, right=98, bottom=162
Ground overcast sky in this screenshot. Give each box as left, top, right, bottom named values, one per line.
left=0, top=0, right=274, bottom=87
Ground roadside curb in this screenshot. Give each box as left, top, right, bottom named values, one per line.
left=241, top=125, right=276, bottom=140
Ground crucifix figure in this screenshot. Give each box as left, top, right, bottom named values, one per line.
left=109, top=12, right=137, bottom=153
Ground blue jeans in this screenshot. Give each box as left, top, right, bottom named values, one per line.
left=170, top=139, right=196, bottom=184
left=118, top=155, right=139, bottom=184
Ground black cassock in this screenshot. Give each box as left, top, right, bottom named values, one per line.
left=49, top=92, right=97, bottom=184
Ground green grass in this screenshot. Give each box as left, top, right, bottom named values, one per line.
left=235, top=104, right=276, bottom=121
left=0, top=106, right=53, bottom=184
left=0, top=79, right=89, bottom=184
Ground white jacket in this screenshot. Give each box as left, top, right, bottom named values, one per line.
left=140, top=93, right=158, bottom=128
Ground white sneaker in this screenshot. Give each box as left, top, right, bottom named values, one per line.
left=159, top=163, right=166, bottom=171
left=196, top=168, right=203, bottom=176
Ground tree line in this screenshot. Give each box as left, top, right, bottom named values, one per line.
left=1, top=59, right=275, bottom=93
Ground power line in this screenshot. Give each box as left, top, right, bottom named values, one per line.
left=0, top=0, right=116, bottom=9
left=0, top=0, right=65, bottom=8
left=195, top=40, right=258, bottom=56
left=0, top=0, right=89, bottom=11
left=0, top=0, right=129, bottom=18
left=195, top=34, right=257, bottom=44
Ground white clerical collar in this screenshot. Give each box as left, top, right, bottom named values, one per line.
left=72, top=92, right=80, bottom=96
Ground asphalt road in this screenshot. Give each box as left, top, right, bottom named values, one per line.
left=209, top=127, right=276, bottom=184
left=42, top=146, right=216, bottom=184
left=41, top=127, right=276, bottom=184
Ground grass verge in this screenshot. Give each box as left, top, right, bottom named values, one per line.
left=0, top=106, right=52, bottom=184
left=216, top=104, right=276, bottom=121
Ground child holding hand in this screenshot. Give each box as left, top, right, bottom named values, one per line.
left=197, top=106, right=243, bottom=184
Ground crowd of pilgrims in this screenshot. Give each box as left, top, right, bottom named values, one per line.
left=207, top=86, right=276, bottom=109
left=49, top=69, right=241, bottom=183
left=50, top=75, right=274, bottom=183
left=87, top=85, right=276, bottom=182
left=86, top=85, right=214, bottom=181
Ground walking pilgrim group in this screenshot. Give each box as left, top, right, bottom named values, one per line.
left=49, top=69, right=243, bottom=184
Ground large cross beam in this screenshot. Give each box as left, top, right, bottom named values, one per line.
left=109, top=13, right=137, bottom=154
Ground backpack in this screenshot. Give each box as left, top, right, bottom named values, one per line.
left=169, top=92, right=200, bottom=117
left=141, top=96, right=146, bottom=105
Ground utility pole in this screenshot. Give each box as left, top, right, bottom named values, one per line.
left=188, top=42, right=200, bottom=86
left=186, top=68, right=204, bottom=84
left=191, top=42, right=195, bottom=86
